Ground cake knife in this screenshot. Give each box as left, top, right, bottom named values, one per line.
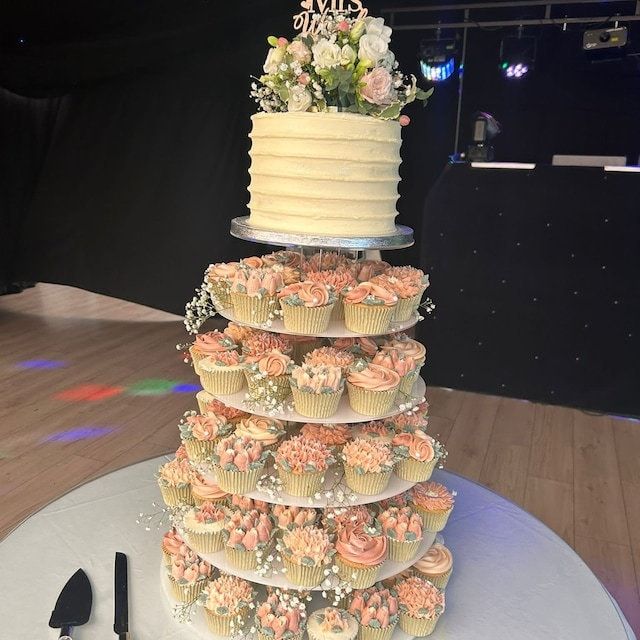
left=114, top=552, right=130, bottom=639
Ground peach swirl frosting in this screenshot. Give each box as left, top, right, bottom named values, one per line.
left=213, top=435, right=268, bottom=472
left=380, top=333, right=426, bottom=363
left=282, top=525, right=335, bottom=568
left=278, top=281, right=336, bottom=308
left=243, top=331, right=292, bottom=360
left=342, top=439, right=395, bottom=475
left=200, top=574, right=256, bottom=616
left=348, top=587, right=399, bottom=628
left=304, top=251, right=354, bottom=272
left=372, top=274, right=424, bottom=300
left=230, top=495, right=270, bottom=513
left=410, top=482, right=455, bottom=513
left=235, top=415, right=286, bottom=447
left=192, top=330, right=238, bottom=356
left=304, top=347, right=355, bottom=373
left=355, top=260, right=391, bottom=283
left=272, top=505, right=318, bottom=530
left=241, top=255, right=265, bottom=269
left=202, top=398, right=251, bottom=424
left=207, top=261, right=240, bottom=284
left=335, top=518, right=388, bottom=567
left=305, top=267, right=357, bottom=296
left=225, top=509, right=274, bottom=551
left=353, top=420, right=395, bottom=443
left=392, top=430, right=447, bottom=464
left=183, top=501, right=228, bottom=534
left=347, top=361, right=401, bottom=392
left=255, top=591, right=306, bottom=640
left=291, top=363, right=344, bottom=395
left=162, top=528, right=185, bottom=556
left=301, top=423, right=351, bottom=448
left=231, top=266, right=285, bottom=298
left=413, top=543, right=453, bottom=576
left=157, top=458, right=194, bottom=488
left=372, top=349, right=417, bottom=378
left=379, top=506, right=423, bottom=543
left=331, top=337, right=379, bottom=359
left=342, top=282, right=398, bottom=307
left=396, top=576, right=445, bottom=620
left=224, top=321, right=257, bottom=346
left=190, top=474, right=230, bottom=502
left=179, top=411, right=233, bottom=442
left=170, top=548, right=212, bottom=585
left=275, top=435, right=335, bottom=475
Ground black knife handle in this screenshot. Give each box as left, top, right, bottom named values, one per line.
left=59, top=626, right=73, bottom=639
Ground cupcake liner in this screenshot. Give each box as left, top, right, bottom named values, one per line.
left=331, top=297, right=345, bottom=321
left=161, top=543, right=173, bottom=568
left=398, top=369, right=420, bottom=397
left=343, top=465, right=392, bottom=495
left=399, top=611, right=440, bottom=637
left=189, top=346, right=207, bottom=377
left=196, top=390, right=213, bottom=414
left=357, top=622, right=397, bottom=640
left=224, top=546, right=259, bottom=570
left=214, top=463, right=264, bottom=494
left=282, top=555, right=325, bottom=587
left=192, top=493, right=228, bottom=508
left=392, top=292, right=423, bottom=323
left=183, top=528, right=225, bottom=554
left=209, top=280, right=233, bottom=312
left=414, top=505, right=453, bottom=532
left=343, top=302, right=395, bottom=335
left=200, top=366, right=246, bottom=395
left=168, top=575, right=207, bottom=603
left=259, top=633, right=303, bottom=640
left=245, top=372, right=291, bottom=403
left=231, top=291, right=278, bottom=324
left=278, top=467, right=325, bottom=497
left=183, top=438, right=216, bottom=463
left=395, top=456, right=438, bottom=483
left=281, top=303, right=335, bottom=334
left=346, top=383, right=398, bottom=418
left=204, top=607, right=249, bottom=637
left=158, top=482, right=194, bottom=508
left=291, top=387, right=343, bottom=419
left=415, top=566, right=452, bottom=590
left=336, top=555, right=382, bottom=589
left=387, top=537, right=422, bottom=562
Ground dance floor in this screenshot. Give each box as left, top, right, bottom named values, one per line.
left=0, top=283, right=638, bottom=634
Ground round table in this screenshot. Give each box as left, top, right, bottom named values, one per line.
left=0, top=457, right=634, bottom=639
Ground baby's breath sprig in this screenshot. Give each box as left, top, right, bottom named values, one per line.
left=136, top=502, right=174, bottom=532
left=172, top=600, right=198, bottom=624
left=184, top=277, right=218, bottom=335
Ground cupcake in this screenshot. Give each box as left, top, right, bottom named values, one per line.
left=384, top=409, right=429, bottom=434
left=262, top=249, right=304, bottom=270
left=392, top=431, right=446, bottom=482
left=243, top=331, right=293, bottom=361
left=174, top=444, right=190, bottom=461
left=305, top=268, right=357, bottom=321
left=331, top=337, right=379, bottom=360
left=304, top=347, right=355, bottom=374
left=235, top=415, right=286, bottom=451
left=385, top=266, right=430, bottom=320
left=348, top=586, right=398, bottom=640
left=286, top=334, right=325, bottom=363
left=342, top=439, right=395, bottom=495
left=379, top=506, right=424, bottom=562
left=212, top=435, right=268, bottom=494
left=229, top=495, right=270, bottom=513
left=224, top=509, right=274, bottom=570
left=182, top=501, right=228, bottom=554
left=372, top=272, right=426, bottom=323
left=409, top=482, right=455, bottom=531
left=281, top=525, right=335, bottom=587
left=275, top=435, right=335, bottom=497
left=207, top=261, right=240, bottom=311
left=272, top=505, right=318, bottom=531
left=191, top=473, right=230, bottom=506
left=179, top=411, right=233, bottom=462
left=278, top=281, right=337, bottom=334
left=352, top=421, right=395, bottom=444
left=255, top=591, right=306, bottom=640
left=305, top=251, right=354, bottom=272
left=335, top=519, right=387, bottom=589
left=156, top=458, right=194, bottom=507
left=300, top=423, right=352, bottom=452
left=200, top=396, right=251, bottom=425
left=323, top=505, right=374, bottom=534
left=371, top=349, right=418, bottom=398
left=347, top=362, right=400, bottom=418
left=380, top=334, right=426, bottom=369
left=224, top=321, right=257, bottom=347
left=396, top=575, right=445, bottom=636
left=342, top=283, right=397, bottom=335
left=412, top=542, right=453, bottom=590
left=199, top=350, right=246, bottom=395
left=161, top=528, right=184, bottom=567
left=244, top=349, right=293, bottom=406
left=290, top=363, right=344, bottom=419
left=355, top=260, right=391, bottom=282
left=190, top=330, right=238, bottom=376
left=308, top=608, right=358, bottom=640
left=230, top=266, right=284, bottom=324
left=201, top=574, right=255, bottom=636
left=167, top=549, right=212, bottom=603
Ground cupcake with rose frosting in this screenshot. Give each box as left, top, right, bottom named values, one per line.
left=245, top=349, right=293, bottom=407
left=179, top=411, right=233, bottom=462
left=235, top=415, right=286, bottom=451
left=230, top=266, right=284, bottom=324
left=372, top=272, right=426, bottom=322
left=281, top=525, right=335, bottom=587
left=272, top=505, right=318, bottom=531
left=342, top=439, right=396, bottom=495
left=167, top=548, right=212, bottom=603
left=300, top=423, right=352, bottom=452
left=352, top=421, right=395, bottom=444
left=199, top=350, right=246, bottom=395
left=392, top=430, right=446, bottom=482
left=412, top=542, right=453, bottom=590
left=207, top=261, right=240, bottom=311
left=229, top=495, right=270, bottom=513
left=275, top=435, right=335, bottom=497
left=196, top=393, right=250, bottom=424
left=191, top=473, right=230, bottom=506
left=304, top=347, right=355, bottom=374
left=379, top=506, right=424, bottom=562
left=182, top=501, right=228, bottom=554
left=308, top=608, right=358, bottom=640
left=156, top=458, right=195, bottom=507
left=331, top=337, right=379, bottom=360
left=255, top=591, right=306, bottom=640
left=335, top=518, right=388, bottom=589
left=190, top=330, right=238, bottom=376
left=161, top=528, right=184, bottom=567
left=224, top=508, right=274, bottom=570
left=372, top=349, right=418, bottom=398
left=290, top=363, right=344, bottom=419
left=212, top=435, right=268, bottom=494
left=305, top=267, right=357, bottom=321
left=278, top=281, right=337, bottom=334
left=396, top=575, right=445, bottom=637
left=348, top=586, right=398, bottom=640
left=200, top=574, right=256, bottom=636
left=342, top=282, right=398, bottom=335
left=409, top=482, right=455, bottom=532
left=347, top=362, right=400, bottom=417
left=380, top=334, right=427, bottom=369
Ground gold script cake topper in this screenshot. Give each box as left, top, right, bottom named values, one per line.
left=294, top=0, right=368, bottom=36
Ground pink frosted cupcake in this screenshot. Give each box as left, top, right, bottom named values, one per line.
left=196, top=393, right=250, bottom=424
left=384, top=409, right=429, bottom=434
left=392, top=431, right=446, bottom=482
left=167, top=549, right=212, bottom=603
left=396, top=575, right=445, bottom=636
left=212, top=435, right=268, bottom=494
left=242, top=330, right=293, bottom=361
left=161, top=528, right=184, bottom=566
left=244, top=349, right=293, bottom=406
left=372, top=349, right=418, bottom=398
left=255, top=592, right=306, bottom=640
left=385, top=266, right=430, bottom=319
left=201, top=574, right=255, bottom=636
left=182, top=501, right=228, bottom=554
left=179, top=411, right=233, bottom=462
left=224, top=321, right=257, bottom=347
left=281, top=525, right=335, bottom=587
left=412, top=542, right=453, bottom=590
left=199, top=350, right=246, bottom=395
left=409, top=482, right=455, bottom=531
left=230, top=266, right=284, bottom=324
left=348, top=586, right=398, bottom=640
left=207, top=261, right=240, bottom=311
left=347, top=362, right=400, bottom=417
left=352, top=421, right=395, bottom=444
left=300, top=423, right=352, bottom=452
left=190, top=330, right=238, bottom=376
left=355, top=260, right=391, bottom=282
left=379, top=506, right=424, bottom=562
left=224, top=509, right=274, bottom=570
left=272, top=505, right=318, bottom=531
left=331, top=337, right=379, bottom=360
left=372, top=272, right=426, bottom=322
left=306, top=267, right=357, bottom=320
left=304, top=347, right=355, bottom=374
left=191, top=473, right=230, bottom=506
left=380, top=334, right=427, bottom=369
left=305, top=251, right=354, bottom=272
left=156, top=458, right=195, bottom=507
left=342, top=439, right=395, bottom=495
left=230, top=495, right=270, bottom=513
left=234, top=415, right=286, bottom=451
left=335, top=519, right=388, bottom=589
left=275, top=435, right=335, bottom=497
left=342, top=283, right=398, bottom=335
left=290, top=363, right=344, bottom=419
left=278, top=281, right=337, bottom=333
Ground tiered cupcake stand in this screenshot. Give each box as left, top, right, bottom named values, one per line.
left=162, top=222, right=447, bottom=639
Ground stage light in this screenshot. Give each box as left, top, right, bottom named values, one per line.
left=55, top=384, right=124, bottom=401
left=500, top=31, right=537, bottom=79
left=17, top=359, right=66, bottom=370
left=127, top=378, right=181, bottom=396
left=43, top=426, right=116, bottom=443
left=418, top=37, right=458, bottom=82
left=467, top=112, right=502, bottom=162
left=172, top=383, right=202, bottom=394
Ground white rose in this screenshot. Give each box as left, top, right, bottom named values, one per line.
left=340, top=44, right=357, bottom=66
left=263, top=47, right=285, bottom=75
left=358, top=34, right=389, bottom=65
left=364, top=17, right=392, bottom=44
left=288, top=85, right=313, bottom=112
left=312, top=39, right=342, bottom=69
left=287, top=40, right=312, bottom=64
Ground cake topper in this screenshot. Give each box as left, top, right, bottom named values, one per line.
left=294, top=0, right=368, bottom=36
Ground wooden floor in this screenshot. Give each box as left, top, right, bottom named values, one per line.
left=1, top=283, right=638, bottom=633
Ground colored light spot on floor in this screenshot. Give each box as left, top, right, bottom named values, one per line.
left=43, top=426, right=116, bottom=442
left=16, top=359, right=66, bottom=370
left=127, top=379, right=181, bottom=396
left=172, top=383, right=201, bottom=394
left=55, top=384, right=124, bottom=401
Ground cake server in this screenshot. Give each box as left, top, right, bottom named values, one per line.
left=114, top=551, right=130, bottom=639
left=48, top=568, right=92, bottom=639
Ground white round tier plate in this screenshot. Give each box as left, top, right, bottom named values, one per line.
left=230, top=216, right=415, bottom=250
left=210, top=377, right=426, bottom=424
left=217, top=307, right=419, bottom=338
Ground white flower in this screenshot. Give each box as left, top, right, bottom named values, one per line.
left=312, top=39, right=342, bottom=69
left=287, top=40, right=312, bottom=64
left=380, top=50, right=396, bottom=72
left=340, top=44, right=357, bottom=66
left=358, top=33, right=389, bottom=65
left=364, top=17, right=392, bottom=44
left=264, top=46, right=285, bottom=74
left=288, top=85, right=313, bottom=112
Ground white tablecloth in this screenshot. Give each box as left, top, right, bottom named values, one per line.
left=0, top=457, right=634, bottom=639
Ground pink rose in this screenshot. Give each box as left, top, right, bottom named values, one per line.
left=338, top=20, right=350, bottom=32
left=360, top=67, right=395, bottom=106
left=287, top=40, right=312, bottom=64
left=298, top=72, right=310, bottom=85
